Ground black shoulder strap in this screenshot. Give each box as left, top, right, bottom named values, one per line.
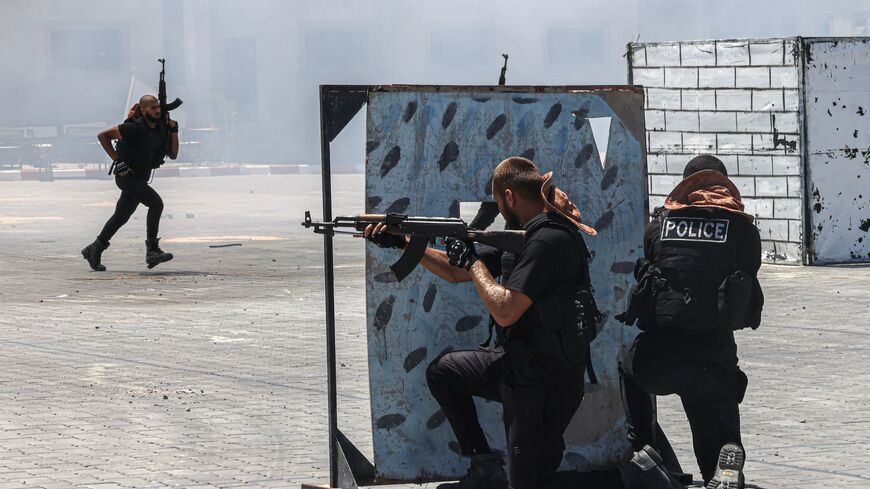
left=534, top=216, right=599, bottom=384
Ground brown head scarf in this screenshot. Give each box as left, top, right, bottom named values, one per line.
left=664, top=169, right=754, bottom=221
left=540, top=172, right=597, bottom=236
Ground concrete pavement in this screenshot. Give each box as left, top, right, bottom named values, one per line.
left=0, top=174, right=868, bottom=488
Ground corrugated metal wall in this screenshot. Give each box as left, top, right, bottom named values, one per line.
left=629, top=38, right=804, bottom=263
left=364, top=86, right=647, bottom=481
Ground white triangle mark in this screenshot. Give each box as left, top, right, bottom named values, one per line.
left=587, top=117, right=612, bottom=170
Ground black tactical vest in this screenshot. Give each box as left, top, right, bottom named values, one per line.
left=649, top=206, right=747, bottom=332
left=115, top=116, right=167, bottom=171
left=492, top=214, right=599, bottom=383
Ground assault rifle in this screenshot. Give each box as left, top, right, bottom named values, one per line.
left=157, top=58, right=183, bottom=154
left=498, top=53, right=509, bottom=85
left=303, top=211, right=525, bottom=281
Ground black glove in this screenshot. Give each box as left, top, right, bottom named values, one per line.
left=445, top=238, right=478, bottom=270
left=368, top=232, right=406, bottom=249
left=112, top=160, right=131, bottom=176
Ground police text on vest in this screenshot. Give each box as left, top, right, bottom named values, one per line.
left=661, top=217, right=729, bottom=243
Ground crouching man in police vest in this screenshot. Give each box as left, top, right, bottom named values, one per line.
left=364, top=157, right=601, bottom=489
left=615, top=155, right=763, bottom=489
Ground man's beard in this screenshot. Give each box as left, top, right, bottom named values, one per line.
left=503, top=208, right=523, bottom=230
left=144, top=113, right=160, bottom=123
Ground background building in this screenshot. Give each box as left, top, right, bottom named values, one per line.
left=1, top=0, right=868, bottom=170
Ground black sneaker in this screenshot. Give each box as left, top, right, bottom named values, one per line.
left=706, top=444, right=745, bottom=489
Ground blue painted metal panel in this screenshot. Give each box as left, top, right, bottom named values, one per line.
left=364, top=86, right=647, bottom=481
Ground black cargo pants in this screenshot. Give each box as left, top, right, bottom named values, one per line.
left=426, top=349, right=584, bottom=489
left=618, top=335, right=747, bottom=483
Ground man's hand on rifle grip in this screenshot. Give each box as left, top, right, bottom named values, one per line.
left=445, top=238, right=478, bottom=270
left=363, top=222, right=406, bottom=249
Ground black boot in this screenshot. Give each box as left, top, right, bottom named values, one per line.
left=81, top=238, right=109, bottom=271
left=437, top=453, right=508, bottom=489
left=145, top=238, right=173, bottom=269
left=619, top=445, right=686, bottom=489
left=706, top=444, right=745, bottom=489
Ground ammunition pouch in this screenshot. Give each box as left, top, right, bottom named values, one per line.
left=532, top=284, right=603, bottom=381
left=718, top=270, right=763, bottom=331
left=615, top=259, right=667, bottom=331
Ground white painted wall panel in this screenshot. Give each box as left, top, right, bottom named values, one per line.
left=804, top=39, right=870, bottom=263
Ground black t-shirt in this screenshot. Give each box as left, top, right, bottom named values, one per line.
left=640, top=206, right=761, bottom=370
left=478, top=212, right=589, bottom=384
left=477, top=213, right=586, bottom=292
left=504, top=213, right=587, bottom=300
left=117, top=119, right=166, bottom=170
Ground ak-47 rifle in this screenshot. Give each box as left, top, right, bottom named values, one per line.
left=303, top=211, right=525, bottom=281
left=498, top=53, right=509, bottom=86
left=157, top=58, right=183, bottom=155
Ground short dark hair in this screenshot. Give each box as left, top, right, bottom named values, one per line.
left=492, top=157, right=543, bottom=201
left=139, top=95, right=158, bottom=109
left=683, top=154, right=728, bottom=178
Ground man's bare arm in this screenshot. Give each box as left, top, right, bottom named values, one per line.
left=97, top=126, right=122, bottom=161
left=467, top=260, right=532, bottom=327
left=364, top=223, right=472, bottom=284
left=419, top=246, right=472, bottom=283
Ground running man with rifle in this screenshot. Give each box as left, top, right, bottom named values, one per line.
left=81, top=60, right=181, bottom=271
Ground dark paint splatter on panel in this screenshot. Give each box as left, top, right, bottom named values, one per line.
left=442, top=102, right=459, bottom=128
left=366, top=140, right=381, bottom=154
left=860, top=219, right=870, bottom=232
left=575, top=144, right=594, bottom=168
left=426, top=410, right=447, bottom=430
left=455, top=315, right=483, bottom=332
left=601, top=165, right=619, bottom=190
left=385, top=197, right=411, bottom=214
left=376, top=413, right=406, bottom=430
left=544, top=103, right=562, bottom=128
left=423, top=283, right=437, bottom=312
left=380, top=145, right=401, bottom=177
left=486, top=114, right=507, bottom=139
left=367, top=196, right=382, bottom=210
left=373, top=295, right=396, bottom=330
left=593, top=210, right=614, bottom=231
left=572, top=109, right=590, bottom=130
left=403, top=101, right=418, bottom=122
left=374, top=272, right=397, bottom=283
left=403, top=347, right=428, bottom=372
left=438, top=142, right=460, bottom=171
left=512, top=97, right=539, bottom=104
left=611, top=261, right=634, bottom=274
left=521, top=148, right=536, bottom=160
